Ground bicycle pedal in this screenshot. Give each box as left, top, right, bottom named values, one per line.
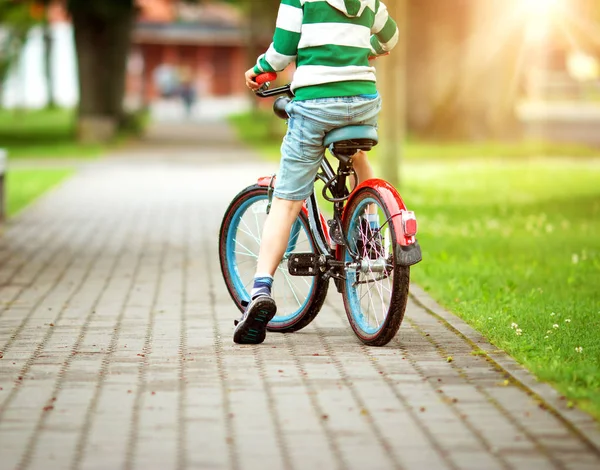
left=288, top=253, right=319, bottom=276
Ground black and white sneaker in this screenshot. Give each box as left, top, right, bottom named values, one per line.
left=233, top=296, right=277, bottom=344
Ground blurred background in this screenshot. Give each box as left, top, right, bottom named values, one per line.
left=1, top=0, right=600, bottom=145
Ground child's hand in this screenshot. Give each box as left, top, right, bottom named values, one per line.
left=245, top=68, right=260, bottom=91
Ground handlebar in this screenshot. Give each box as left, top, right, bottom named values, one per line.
left=255, top=72, right=277, bottom=85
left=253, top=72, right=293, bottom=98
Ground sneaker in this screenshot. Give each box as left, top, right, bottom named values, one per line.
left=356, top=218, right=384, bottom=260
left=233, top=296, right=277, bottom=344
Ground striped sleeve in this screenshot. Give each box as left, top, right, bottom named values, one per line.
left=254, top=0, right=303, bottom=74
left=370, top=0, right=399, bottom=54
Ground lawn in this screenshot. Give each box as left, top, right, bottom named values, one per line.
left=0, top=108, right=102, bottom=159
left=229, top=111, right=600, bottom=419
left=401, top=160, right=600, bottom=419
left=7, top=168, right=74, bottom=217
left=0, top=108, right=99, bottom=216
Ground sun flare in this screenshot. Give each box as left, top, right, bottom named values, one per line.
left=522, top=0, right=562, bottom=15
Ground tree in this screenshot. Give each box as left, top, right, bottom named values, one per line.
left=406, top=0, right=525, bottom=140
left=40, top=0, right=55, bottom=109
left=67, top=0, right=136, bottom=142
left=377, top=0, right=407, bottom=187
left=0, top=2, right=37, bottom=108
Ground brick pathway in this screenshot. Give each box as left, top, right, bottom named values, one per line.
left=1, top=122, right=599, bottom=470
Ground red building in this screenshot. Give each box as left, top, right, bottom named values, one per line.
left=129, top=0, right=253, bottom=103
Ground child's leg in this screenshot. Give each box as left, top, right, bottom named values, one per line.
left=233, top=196, right=303, bottom=344
left=254, top=196, right=305, bottom=290
left=352, top=150, right=374, bottom=185
left=351, top=150, right=378, bottom=221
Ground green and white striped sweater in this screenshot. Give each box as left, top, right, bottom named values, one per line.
left=253, top=0, right=399, bottom=100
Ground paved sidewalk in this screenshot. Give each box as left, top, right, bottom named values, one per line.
left=0, top=121, right=599, bottom=470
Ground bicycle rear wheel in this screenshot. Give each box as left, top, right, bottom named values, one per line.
left=219, top=185, right=328, bottom=332
left=340, top=187, right=410, bottom=346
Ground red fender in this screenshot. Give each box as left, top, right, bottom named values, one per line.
left=256, top=175, right=331, bottom=246
left=342, top=178, right=418, bottom=247
left=257, top=175, right=276, bottom=187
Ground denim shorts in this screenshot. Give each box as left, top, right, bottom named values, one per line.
left=274, top=94, right=382, bottom=201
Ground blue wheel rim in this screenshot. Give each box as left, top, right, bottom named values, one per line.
left=226, top=192, right=315, bottom=325
left=344, top=196, right=393, bottom=335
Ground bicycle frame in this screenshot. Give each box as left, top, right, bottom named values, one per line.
left=257, top=168, right=333, bottom=258
left=254, top=78, right=421, bottom=288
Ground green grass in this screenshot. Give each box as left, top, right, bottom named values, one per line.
left=7, top=168, right=74, bottom=216
left=228, top=109, right=287, bottom=161
left=229, top=111, right=600, bottom=419
left=0, top=108, right=103, bottom=160
left=401, top=140, right=600, bottom=160
left=401, top=160, right=600, bottom=418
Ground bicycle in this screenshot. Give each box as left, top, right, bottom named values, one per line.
left=219, top=73, right=422, bottom=346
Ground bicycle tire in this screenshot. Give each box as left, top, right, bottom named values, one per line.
left=219, top=184, right=328, bottom=332
left=340, top=187, right=410, bottom=346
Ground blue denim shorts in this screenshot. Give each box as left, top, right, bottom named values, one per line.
left=274, top=94, right=382, bottom=201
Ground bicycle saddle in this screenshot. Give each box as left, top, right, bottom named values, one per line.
left=324, top=125, right=379, bottom=157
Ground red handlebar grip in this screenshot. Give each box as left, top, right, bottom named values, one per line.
left=255, top=72, right=278, bottom=85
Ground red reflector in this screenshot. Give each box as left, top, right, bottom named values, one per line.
left=402, top=212, right=417, bottom=237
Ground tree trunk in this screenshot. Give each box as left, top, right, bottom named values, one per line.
left=42, top=7, right=55, bottom=109
left=71, top=5, right=134, bottom=143
left=454, top=0, right=523, bottom=140
left=407, top=0, right=458, bottom=138
left=378, top=0, right=406, bottom=188
left=245, top=0, right=279, bottom=111
left=406, top=0, right=522, bottom=140
left=246, top=0, right=260, bottom=111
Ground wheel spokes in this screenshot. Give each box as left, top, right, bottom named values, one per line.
left=345, top=200, right=396, bottom=334
left=229, top=194, right=316, bottom=323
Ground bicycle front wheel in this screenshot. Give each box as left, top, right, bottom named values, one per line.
left=219, top=185, right=328, bottom=332
left=340, top=187, right=410, bottom=346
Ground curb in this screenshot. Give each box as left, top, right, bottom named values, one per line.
left=409, top=284, right=600, bottom=456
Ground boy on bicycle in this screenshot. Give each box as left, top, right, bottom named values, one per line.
left=234, top=0, right=399, bottom=344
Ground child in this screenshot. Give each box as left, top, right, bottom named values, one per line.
left=234, top=0, right=399, bottom=344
